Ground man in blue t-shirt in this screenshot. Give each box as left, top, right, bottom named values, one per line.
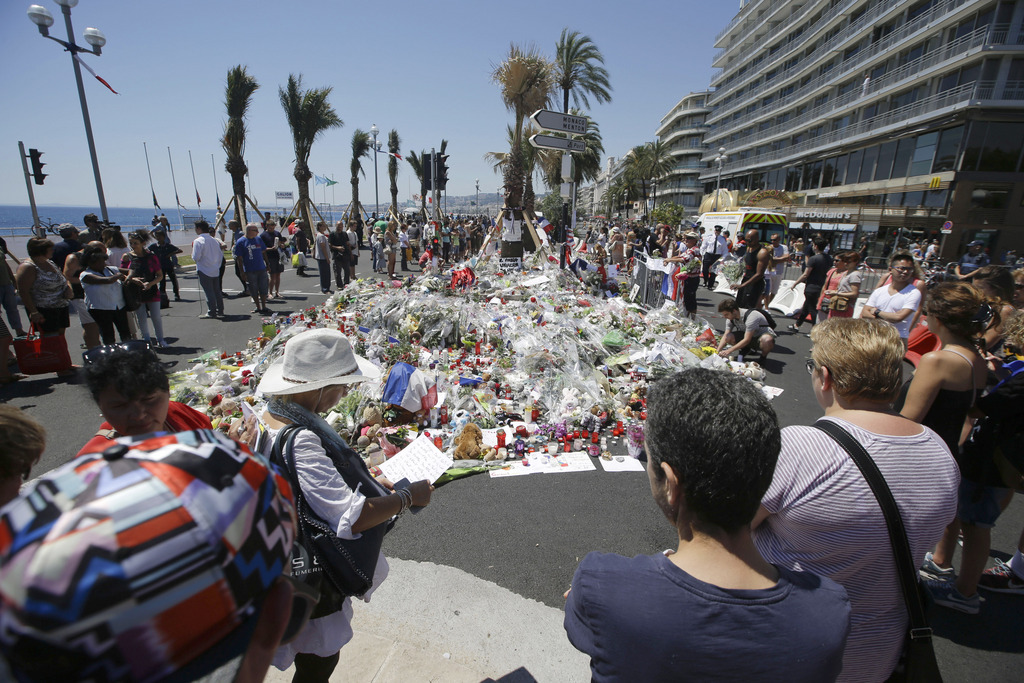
left=233, top=222, right=269, bottom=314
left=564, top=369, right=850, bottom=682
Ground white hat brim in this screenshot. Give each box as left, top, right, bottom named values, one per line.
left=257, top=354, right=381, bottom=396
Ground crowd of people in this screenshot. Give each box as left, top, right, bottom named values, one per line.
left=1, top=209, right=1023, bottom=681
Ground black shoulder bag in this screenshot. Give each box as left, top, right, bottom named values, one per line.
left=272, top=425, right=393, bottom=618
left=813, top=420, right=943, bottom=683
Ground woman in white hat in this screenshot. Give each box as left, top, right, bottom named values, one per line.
left=256, top=328, right=433, bottom=681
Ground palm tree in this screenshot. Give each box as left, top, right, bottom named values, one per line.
left=349, top=129, right=371, bottom=225
left=644, top=140, right=672, bottom=211
left=491, top=44, right=555, bottom=211
left=221, top=65, right=259, bottom=225
left=554, top=28, right=611, bottom=113
left=406, top=151, right=427, bottom=217
left=279, top=74, right=342, bottom=235
left=387, top=129, right=401, bottom=218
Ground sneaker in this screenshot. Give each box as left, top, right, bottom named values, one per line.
left=978, top=559, right=1024, bottom=594
left=199, top=313, right=216, bottom=319
left=926, top=580, right=981, bottom=614
left=787, top=324, right=801, bottom=333
left=156, top=338, right=169, bottom=348
left=920, top=552, right=956, bottom=582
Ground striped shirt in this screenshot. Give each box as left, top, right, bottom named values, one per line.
left=753, top=417, right=959, bottom=682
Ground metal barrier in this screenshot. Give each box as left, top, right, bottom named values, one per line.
left=627, top=251, right=668, bottom=309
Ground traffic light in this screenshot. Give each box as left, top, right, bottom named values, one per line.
left=437, top=154, right=450, bottom=191
left=29, top=148, right=46, bottom=185
left=421, top=151, right=433, bottom=194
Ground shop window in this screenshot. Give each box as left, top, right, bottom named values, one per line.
left=932, top=126, right=964, bottom=172
left=834, top=154, right=848, bottom=186
left=875, top=140, right=898, bottom=181
left=924, top=189, right=948, bottom=209
left=909, top=132, right=938, bottom=176
left=962, top=121, right=986, bottom=171
left=822, top=157, right=837, bottom=186
left=978, top=122, right=1024, bottom=172
left=904, top=191, right=924, bottom=206
left=885, top=192, right=904, bottom=206
left=785, top=167, right=801, bottom=192
left=847, top=149, right=864, bottom=184
left=892, top=137, right=915, bottom=179
left=969, top=185, right=1011, bottom=222
left=859, top=145, right=879, bottom=183
left=804, top=160, right=823, bottom=190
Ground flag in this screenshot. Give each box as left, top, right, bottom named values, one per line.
left=314, top=175, right=325, bottom=186
left=389, top=152, right=403, bottom=161
left=73, top=53, right=118, bottom=94
left=176, top=192, right=186, bottom=210
left=662, top=265, right=680, bottom=301
left=152, top=191, right=160, bottom=210
left=196, top=190, right=202, bottom=206
left=326, top=178, right=338, bottom=186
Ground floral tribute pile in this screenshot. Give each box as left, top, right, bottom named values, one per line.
left=169, top=253, right=776, bottom=478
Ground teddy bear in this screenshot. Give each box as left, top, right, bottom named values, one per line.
left=453, top=423, right=484, bottom=461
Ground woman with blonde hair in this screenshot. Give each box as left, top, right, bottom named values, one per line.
left=753, top=318, right=958, bottom=681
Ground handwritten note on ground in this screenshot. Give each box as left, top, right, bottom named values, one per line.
left=378, top=434, right=453, bottom=485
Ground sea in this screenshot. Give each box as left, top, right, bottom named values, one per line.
left=0, top=205, right=207, bottom=234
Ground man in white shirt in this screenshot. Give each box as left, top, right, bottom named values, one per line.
left=314, top=222, right=332, bottom=294
left=399, top=224, right=411, bottom=271
left=860, top=253, right=922, bottom=343
left=699, top=225, right=728, bottom=289
left=192, top=220, right=224, bottom=318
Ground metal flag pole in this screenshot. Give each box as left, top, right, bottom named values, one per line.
left=188, top=150, right=203, bottom=217
left=143, top=142, right=160, bottom=218
left=211, top=154, right=221, bottom=213
left=331, top=177, right=336, bottom=223
left=167, top=147, right=184, bottom=231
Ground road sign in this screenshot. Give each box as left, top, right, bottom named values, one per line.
left=530, top=109, right=587, bottom=135
left=529, top=134, right=585, bottom=153
left=941, top=220, right=953, bottom=234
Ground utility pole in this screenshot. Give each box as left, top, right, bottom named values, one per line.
left=17, top=142, right=43, bottom=236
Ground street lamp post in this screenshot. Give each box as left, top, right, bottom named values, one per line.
left=370, top=123, right=380, bottom=219
left=713, top=147, right=728, bottom=212
left=475, top=179, right=479, bottom=216
left=27, top=1, right=110, bottom=224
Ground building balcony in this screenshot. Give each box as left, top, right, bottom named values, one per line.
left=659, top=125, right=710, bottom=146
left=700, top=81, right=1021, bottom=181
left=712, top=0, right=859, bottom=70
left=656, top=109, right=711, bottom=136
left=703, top=25, right=1006, bottom=154
left=708, top=0, right=975, bottom=117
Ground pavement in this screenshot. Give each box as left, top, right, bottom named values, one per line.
left=4, top=251, right=1023, bottom=682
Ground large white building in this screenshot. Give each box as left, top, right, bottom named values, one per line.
left=655, top=91, right=712, bottom=210
left=700, top=0, right=1024, bottom=258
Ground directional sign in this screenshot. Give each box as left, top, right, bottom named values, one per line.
left=530, top=109, right=588, bottom=135
left=529, top=134, right=585, bottom=153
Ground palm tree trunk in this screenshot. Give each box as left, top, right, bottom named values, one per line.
left=231, top=174, right=247, bottom=225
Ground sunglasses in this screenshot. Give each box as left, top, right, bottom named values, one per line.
left=83, top=341, right=155, bottom=365
left=890, top=266, right=913, bottom=273
left=805, top=359, right=817, bottom=375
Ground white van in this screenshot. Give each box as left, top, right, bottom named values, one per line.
left=695, top=209, right=788, bottom=243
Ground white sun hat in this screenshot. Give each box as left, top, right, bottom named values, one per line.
left=258, top=328, right=380, bottom=396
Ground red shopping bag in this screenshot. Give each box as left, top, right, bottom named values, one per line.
left=13, top=326, right=73, bottom=375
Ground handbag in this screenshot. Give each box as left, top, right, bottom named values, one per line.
left=828, top=296, right=849, bottom=312
left=812, top=420, right=943, bottom=683
left=272, top=425, right=392, bottom=616
left=12, top=324, right=73, bottom=375
left=122, top=280, right=142, bottom=312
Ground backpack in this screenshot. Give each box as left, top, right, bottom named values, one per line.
left=744, top=308, right=777, bottom=330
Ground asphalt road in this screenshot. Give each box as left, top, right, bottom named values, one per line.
left=3, top=249, right=1021, bottom=680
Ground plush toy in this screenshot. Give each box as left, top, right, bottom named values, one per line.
left=453, top=423, right=484, bottom=461
left=363, top=406, right=383, bottom=426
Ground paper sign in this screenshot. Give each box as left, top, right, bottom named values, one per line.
left=599, top=456, right=646, bottom=472
left=377, top=434, right=453, bottom=485
left=522, top=275, right=550, bottom=287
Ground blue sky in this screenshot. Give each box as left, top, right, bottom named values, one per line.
left=1, top=0, right=738, bottom=212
